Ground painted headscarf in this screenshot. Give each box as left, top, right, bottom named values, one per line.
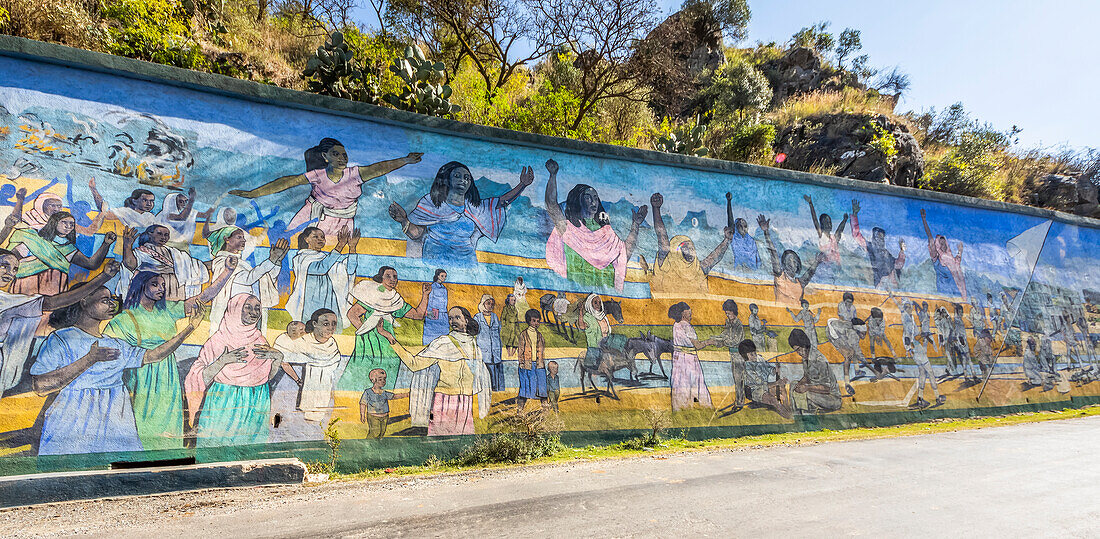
left=184, top=293, right=272, bottom=425
left=479, top=294, right=494, bottom=313
left=207, top=225, right=241, bottom=257
left=23, top=192, right=63, bottom=230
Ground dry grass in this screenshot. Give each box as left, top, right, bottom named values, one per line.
left=767, top=88, right=903, bottom=130
left=0, top=0, right=104, bottom=49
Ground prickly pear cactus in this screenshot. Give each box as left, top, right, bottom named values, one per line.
left=655, top=119, right=709, bottom=157
left=383, top=45, right=460, bottom=117
left=303, top=32, right=381, bottom=104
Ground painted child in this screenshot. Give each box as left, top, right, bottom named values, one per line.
left=359, top=368, right=407, bottom=438
left=516, top=309, right=548, bottom=411
left=546, top=360, right=560, bottom=412
left=749, top=303, right=766, bottom=353
left=787, top=300, right=821, bottom=350
left=867, top=307, right=894, bottom=357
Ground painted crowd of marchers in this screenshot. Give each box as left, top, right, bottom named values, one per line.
left=1, top=56, right=1099, bottom=461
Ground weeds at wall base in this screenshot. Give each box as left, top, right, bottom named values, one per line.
left=328, top=405, right=1100, bottom=482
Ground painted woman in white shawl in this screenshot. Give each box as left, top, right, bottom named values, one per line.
left=228, top=138, right=423, bottom=237
left=338, top=266, right=430, bottom=392
left=274, top=309, right=343, bottom=423
left=120, top=224, right=209, bottom=301
left=156, top=188, right=214, bottom=247
left=381, top=306, right=491, bottom=436
left=206, top=226, right=290, bottom=333
left=388, top=161, right=535, bottom=267
left=285, top=225, right=360, bottom=330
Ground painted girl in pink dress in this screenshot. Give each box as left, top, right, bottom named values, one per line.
left=229, top=138, right=422, bottom=237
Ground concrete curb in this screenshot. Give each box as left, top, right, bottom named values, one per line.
left=0, top=458, right=307, bottom=509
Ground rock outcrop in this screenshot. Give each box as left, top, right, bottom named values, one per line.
left=775, top=113, right=925, bottom=187
left=758, top=47, right=863, bottom=107
left=1030, top=174, right=1100, bottom=218
left=638, top=6, right=725, bottom=118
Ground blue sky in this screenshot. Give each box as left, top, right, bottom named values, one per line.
left=352, top=0, right=1098, bottom=152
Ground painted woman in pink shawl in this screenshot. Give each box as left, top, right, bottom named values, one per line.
left=389, top=161, right=535, bottom=267
left=185, top=293, right=290, bottom=447
left=544, top=159, right=648, bottom=290
left=229, top=138, right=423, bottom=238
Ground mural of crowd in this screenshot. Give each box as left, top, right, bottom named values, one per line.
left=0, top=53, right=1098, bottom=462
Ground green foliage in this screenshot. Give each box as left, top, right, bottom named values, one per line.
left=452, top=410, right=564, bottom=466
left=384, top=44, right=460, bottom=117
left=702, top=60, right=772, bottom=123
left=863, top=121, right=897, bottom=159
left=101, top=0, right=207, bottom=69
left=835, top=28, right=861, bottom=69
left=920, top=127, right=1014, bottom=198
left=716, top=122, right=776, bottom=162
left=306, top=417, right=342, bottom=474
left=303, top=31, right=382, bottom=103
left=790, top=20, right=834, bottom=53
left=655, top=117, right=709, bottom=157
left=682, top=0, right=751, bottom=42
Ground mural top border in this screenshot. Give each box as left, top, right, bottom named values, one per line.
left=0, top=35, right=1093, bottom=230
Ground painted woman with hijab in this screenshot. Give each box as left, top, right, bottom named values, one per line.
left=338, top=266, right=431, bottom=392
left=756, top=213, right=825, bottom=306
left=577, top=294, right=611, bottom=373
left=31, top=284, right=202, bottom=455
left=921, top=208, right=967, bottom=300
left=476, top=294, right=504, bottom=392
left=381, top=306, right=491, bottom=436
left=286, top=225, right=360, bottom=330
left=850, top=200, right=906, bottom=288
left=23, top=178, right=107, bottom=236
left=103, top=263, right=235, bottom=450
left=120, top=224, right=209, bottom=301
left=389, top=161, right=535, bottom=267
left=0, top=256, right=120, bottom=396
left=274, top=309, right=342, bottom=423
left=206, top=226, right=290, bottom=334
left=668, top=302, right=716, bottom=412
left=544, top=159, right=648, bottom=290
left=512, top=276, right=529, bottom=314
left=229, top=138, right=423, bottom=236
left=156, top=187, right=213, bottom=247
left=7, top=211, right=117, bottom=296
left=644, top=192, right=732, bottom=296
left=185, top=293, right=288, bottom=446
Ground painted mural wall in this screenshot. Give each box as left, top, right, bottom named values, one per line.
left=1, top=45, right=1098, bottom=474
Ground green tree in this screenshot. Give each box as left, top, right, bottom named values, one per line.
left=701, top=60, right=772, bottom=123
left=834, top=28, right=861, bottom=69
left=790, top=21, right=834, bottom=53
left=681, top=0, right=751, bottom=42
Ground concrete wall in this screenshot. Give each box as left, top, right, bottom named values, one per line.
left=1, top=37, right=1098, bottom=475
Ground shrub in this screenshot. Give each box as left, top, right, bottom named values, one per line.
left=919, top=127, right=1011, bottom=198
left=0, top=0, right=105, bottom=49
left=654, top=117, right=709, bottom=157
left=716, top=122, right=776, bottom=163
left=768, top=88, right=899, bottom=131
left=452, top=409, right=563, bottom=466
left=699, top=60, right=772, bottom=124
left=101, top=0, right=207, bottom=69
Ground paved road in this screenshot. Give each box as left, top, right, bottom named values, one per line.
left=8, top=416, right=1100, bottom=537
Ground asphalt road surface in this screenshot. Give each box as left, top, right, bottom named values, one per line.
left=7, top=416, right=1100, bottom=537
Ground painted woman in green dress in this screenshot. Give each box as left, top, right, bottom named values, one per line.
left=338, top=266, right=430, bottom=392
left=104, top=256, right=236, bottom=450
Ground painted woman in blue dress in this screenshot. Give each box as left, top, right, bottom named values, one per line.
left=388, top=161, right=535, bottom=267
left=285, top=225, right=359, bottom=329
left=30, top=282, right=202, bottom=455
